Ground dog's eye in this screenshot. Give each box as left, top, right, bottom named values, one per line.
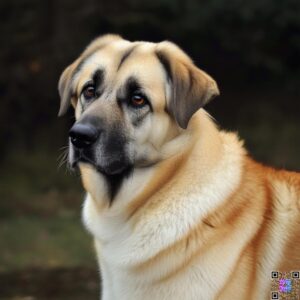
left=130, top=94, right=147, bottom=107
left=82, top=85, right=96, bottom=101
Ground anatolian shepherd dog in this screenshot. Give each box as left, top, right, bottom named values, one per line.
left=58, top=34, right=300, bottom=300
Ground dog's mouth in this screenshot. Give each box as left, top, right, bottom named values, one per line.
left=72, top=153, right=132, bottom=176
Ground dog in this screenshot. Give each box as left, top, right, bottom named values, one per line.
left=58, top=34, right=300, bottom=299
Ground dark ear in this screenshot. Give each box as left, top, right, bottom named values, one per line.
left=156, top=42, right=219, bottom=129
left=58, top=34, right=122, bottom=117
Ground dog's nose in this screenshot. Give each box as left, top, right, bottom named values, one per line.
left=69, top=123, right=99, bottom=148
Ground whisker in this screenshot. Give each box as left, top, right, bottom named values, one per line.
left=57, top=146, right=69, bottom=170
left=59, top=145, right=69, bottom=151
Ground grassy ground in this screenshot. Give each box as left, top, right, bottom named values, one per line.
left=0, top=212, right=100, bottom=299
left=0, top=150, right=99, bottom=299
left=0, top=215, right=95, bottom=271
left=0, top=267, right=99, bottom=300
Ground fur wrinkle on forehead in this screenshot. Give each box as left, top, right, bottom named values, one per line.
left=117, top=45, right=138, bottom=71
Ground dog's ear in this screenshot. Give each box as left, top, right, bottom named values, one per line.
left=58, top=34, right=122, bottom=116
left=156, top=42, right=219, bottom=129
left=58, top=60, right=80, bottom=116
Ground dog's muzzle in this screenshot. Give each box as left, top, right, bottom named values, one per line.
left=69, top=120, right=131, bottom=176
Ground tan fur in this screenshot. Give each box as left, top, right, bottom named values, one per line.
left=58, top=35, right=300, bottom=300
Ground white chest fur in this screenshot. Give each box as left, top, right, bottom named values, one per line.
left=81, top=130, right=249, bottom=300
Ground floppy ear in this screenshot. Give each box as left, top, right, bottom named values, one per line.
left=58, top=60, right=80, bottom=116
left=156, top=42, right=219, bottom=129
left=58, top=34, right=122, bottom=116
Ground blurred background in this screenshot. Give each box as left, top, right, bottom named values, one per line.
left=0, top=0, right=299, bottom=299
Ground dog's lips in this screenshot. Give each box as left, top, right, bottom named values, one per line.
left=71, top=155, right=94, bottom=168
left=74, top=155, right=130, bottom=176
left=96, top=160, right=131, bottom=176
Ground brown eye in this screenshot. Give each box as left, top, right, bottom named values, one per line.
left=131, top=94, right=146, bottom=107
left=82, top=85, right=95, bottom=100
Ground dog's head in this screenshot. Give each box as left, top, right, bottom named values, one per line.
left=58, top=34, right=219, bottom=185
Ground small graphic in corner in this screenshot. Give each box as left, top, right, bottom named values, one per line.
left=271, top=271, right=300, bottom=299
